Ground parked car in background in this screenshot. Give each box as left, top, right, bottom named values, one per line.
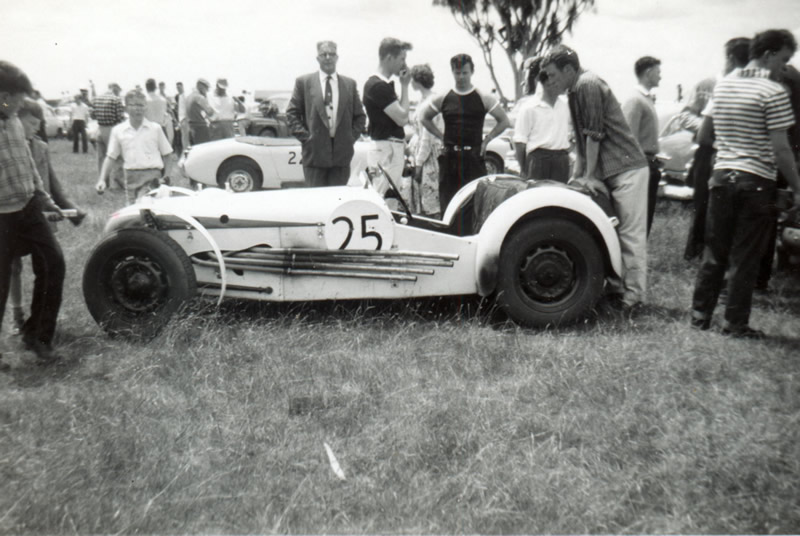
left=54, top=105, right=72, bottom=138
left=655, top=102, right=697, bottom=200
left=235, top=93, right=292, bottom=138
left=42, top=104, right=66, bottom=138
left=180, top=135, right=371, bottom=192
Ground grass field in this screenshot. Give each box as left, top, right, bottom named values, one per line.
left=1, top=138, right=799, bottom=534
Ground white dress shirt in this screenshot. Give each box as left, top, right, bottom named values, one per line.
left=513, top=92, right=571, bottom=154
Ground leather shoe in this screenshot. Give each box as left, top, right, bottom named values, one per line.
left=22, top=336, right=63, bottom=362
left=690, top=317, right=711, bottom=331
left=721, top=326, right=766, bottom=339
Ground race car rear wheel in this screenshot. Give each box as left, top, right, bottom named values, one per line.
left=217, top=157, right=263, bottom=192
left=496, top=218, right=603, bottom=327
left=83, top=228, right=197, bottom=339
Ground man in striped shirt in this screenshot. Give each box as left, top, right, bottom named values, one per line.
left=541, top=45, right=649, bottom=311
left=691, top=29, right=800, bottom=338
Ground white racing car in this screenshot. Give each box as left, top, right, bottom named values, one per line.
left=82, top=169, right=622, bottom=338
left=178, top=135, right=511, bottom=192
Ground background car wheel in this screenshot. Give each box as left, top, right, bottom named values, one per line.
left=217, top=157, right=263, bottom=192
left=484, top=152, right=504, bottom=175
left=496, top=218, right=604, bottom=326
left=82, top=228, right=197, bottom=339
left=258, top=127, right=277, bottom=137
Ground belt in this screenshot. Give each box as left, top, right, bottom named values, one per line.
left=444, top=144, right=478, bottom=152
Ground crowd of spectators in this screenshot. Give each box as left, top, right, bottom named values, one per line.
left=0, top=26, right=799, bottom=366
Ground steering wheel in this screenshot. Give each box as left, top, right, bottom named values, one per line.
left=377, top=164, right=413, bottom=221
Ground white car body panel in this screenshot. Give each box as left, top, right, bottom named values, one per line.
left=108, top=177, right=619, bottom=305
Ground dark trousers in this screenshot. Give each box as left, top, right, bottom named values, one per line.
left=189, top=123, right=210, bottom=146
left=438, top=149, right=486, bottom=215
left=72, top=119, right=87, bottom=153
left=645, top=156, right=661, bottom=236
left=684, top=144, right=715, bottom=260
left=303, top=165, right=350, bottom=187
left=524, top=148, right=569, bottom=182
left=691, top=170, right=777, bottom=330
left=0, top=196, right=65, bottom=346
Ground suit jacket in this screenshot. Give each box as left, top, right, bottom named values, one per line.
left=286, top=72, right=366, bottom=168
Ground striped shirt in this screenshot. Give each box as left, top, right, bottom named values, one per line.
left=710, top=67, right=795, bottom=180
left=0, top=114, right=44, bottom=213
left=568, top=70, right=646, bottom=179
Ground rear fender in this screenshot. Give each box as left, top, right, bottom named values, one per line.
left=475, top=186, right=622, bottom=296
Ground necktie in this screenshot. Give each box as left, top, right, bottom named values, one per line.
left=324, top=75, right=332, bottom=106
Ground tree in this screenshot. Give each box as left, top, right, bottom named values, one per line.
left=434, top=0, right=595, bottom=102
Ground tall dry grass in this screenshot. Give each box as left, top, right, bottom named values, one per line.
left=1, top=139, right=799, bottom=534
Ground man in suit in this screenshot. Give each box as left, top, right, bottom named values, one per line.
left=286, top=40, right=367, bottom=187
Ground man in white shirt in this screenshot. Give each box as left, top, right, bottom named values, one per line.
left=209, top=78, right=243, bottom=141
left=69, top=94, right=91, bottom=153
left=95, top=90, right=175, bottom=203
left=513, top=57, right=571, bottom=182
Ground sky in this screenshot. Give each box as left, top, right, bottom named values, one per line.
left=3, top=0, right=800, bottom=105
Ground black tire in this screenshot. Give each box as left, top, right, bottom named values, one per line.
left=258, top=127, right=277, bottom=137
left=496, top=218, right=604, bottom=327
left=484, top=152, right=504, bottom=175
left=217, top=157, right=263, bottom=192
left=82, top=228, right=197, bottom=339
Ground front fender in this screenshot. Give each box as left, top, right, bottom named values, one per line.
left=474, top=185, right=622, bottom=296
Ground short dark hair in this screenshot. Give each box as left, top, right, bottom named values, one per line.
left=724, top=37, right=751, bottom=67
left=542, top=45, right=580, bottom=72
left=634, top=56, right=661, bottom=78
left=0, top=60, right=33, bottom=95
left=410, top=64, right=434, bottom=89
left=525, top=56, right=542, bottom=95
left=378, top=37, right=412, bottom=60
left=749, top=29, right=798, bottom=60
left=450, top=54, right=474, bottom=71
left=145, top=78, right=157, bottom=92
left=18, top=97, right=44, bottom=121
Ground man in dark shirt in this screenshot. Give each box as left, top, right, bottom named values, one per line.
left=92, top=82, right=124, bottom=188
left=185, top=78, right=216, bottom=146
left=421, top=53, right=510, bottom=216
left=363, top=37, right=413, bottom=195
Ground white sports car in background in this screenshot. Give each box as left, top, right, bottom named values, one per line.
left=179, top=135, right=512, bottom=192
left=82, top=169, right=622, bottom=338
left=179, top=136, right=371, bottom=192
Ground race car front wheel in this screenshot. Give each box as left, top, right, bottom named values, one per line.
left=496, top=218, right=603, bottom=327
left=83, top=228, right=197, bottom=339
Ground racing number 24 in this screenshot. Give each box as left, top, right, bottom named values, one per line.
left=332, top=214, right=382, bottom=250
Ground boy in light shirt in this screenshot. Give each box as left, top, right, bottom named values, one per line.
left=95, top=89, right=175, bottom=203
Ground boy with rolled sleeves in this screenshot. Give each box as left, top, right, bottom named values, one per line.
left=95, top=89, right=175, bottom=203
